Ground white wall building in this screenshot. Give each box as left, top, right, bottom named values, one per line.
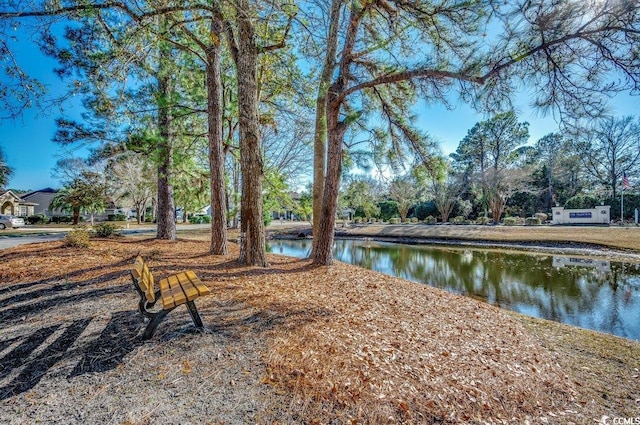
left=551, top=205, right=610, bottom=225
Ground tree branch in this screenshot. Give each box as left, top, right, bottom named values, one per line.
left=340, top=68, right=483, bottom=102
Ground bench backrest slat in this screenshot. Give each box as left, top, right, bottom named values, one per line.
left=132, top=256, right=155, bottom=303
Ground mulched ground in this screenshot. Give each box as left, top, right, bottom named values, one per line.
left=0, top=236, right=635, bottom=424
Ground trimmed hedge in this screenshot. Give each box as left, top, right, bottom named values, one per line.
left=525, top=217, right=542, bottom=226
left=503, top=216, right=525, bottom=226
left=534, top=212, right=548, bottom=222
left=51, top=216, right=74, bottom=223
left=27, top=214, right=49, bottom=225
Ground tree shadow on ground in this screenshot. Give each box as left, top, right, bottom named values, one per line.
left=0, top=269, right=130, bottom=311
left=0, top=311, right=143, bottom=401
left=0, top=282, right=130, bottom=326
left=0, top=320, right=90, bottom=400
left=0, top=258, right=134, bottom=297
left=68, top=311, right=142, bottom=378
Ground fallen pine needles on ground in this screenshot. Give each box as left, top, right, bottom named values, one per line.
left=0, top=237, right=637, bottom=424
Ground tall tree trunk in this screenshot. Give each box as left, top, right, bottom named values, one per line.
left=207, top=15, right=228, bottom=255
left=156, top=26, right=176, bottom=241
left=312, top=90, right=328, bottom=251
left=236, top=1, right=267, bottom=267
left=313, top=90, right=347, bottom=265
left=312, top=1, right=366, bottom=265
left=312, top=0, right=342, bottom=256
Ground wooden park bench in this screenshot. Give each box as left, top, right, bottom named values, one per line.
left=130, top=256, right=211, bottom=340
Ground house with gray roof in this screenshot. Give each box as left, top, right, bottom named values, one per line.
left=0, top=190, right=38, bottom=216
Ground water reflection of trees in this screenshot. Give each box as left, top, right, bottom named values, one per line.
left=268, top=239, right=640, bottom=339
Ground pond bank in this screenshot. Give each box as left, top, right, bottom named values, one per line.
left=270, top=223, right=640, bottom=262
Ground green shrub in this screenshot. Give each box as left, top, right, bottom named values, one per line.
left=504, top=216, right=525, bottom=225
left=354, top=217, right=362, bottom=224
left=412, top=201, right=438, bottom=220
left=52, top=215, right=73, bottom=223
left=476, top=216, right=490, bottom=225
left=389, top=217, right=401, bottom=224
left=27, top=214, right=49, bottom=225
left=378, top=200, right=399, bottom=222
left=64, top=227, right=91, bottom=248
left=451, top=216, right=465, bottom=224
left=189, top=215, right=212, bottom=224
left=525, top=217, right=541, bottom=226
left=410, top=217, right=418, bottom=223
left=93, top=222, right=122, bottom=237
left=107, top=214, right=127, bottom=221
left=424, top=215, right=436, bottom=224
left=534, top=212, right=548, bottom=222
left=503, top=217, right=517, bottom=226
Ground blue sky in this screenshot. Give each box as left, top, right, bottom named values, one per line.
left=2, top=33, right=639, bottom=192
left=1, top=33, right=89, bottom=192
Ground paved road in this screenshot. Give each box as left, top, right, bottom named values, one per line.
left=0, top=233, right=66, bottom=249
left=0, top=221, right=310, bottom=250
left=0, top=228, right=158, bottom=250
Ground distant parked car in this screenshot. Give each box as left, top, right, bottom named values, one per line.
left=0, top=215, right=25, bottom=230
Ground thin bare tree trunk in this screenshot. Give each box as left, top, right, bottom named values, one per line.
left=208, top=14, right=228, bottom=255
left=236, top=0, right=267, bottom=266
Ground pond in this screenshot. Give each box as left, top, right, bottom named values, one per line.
left=267, top=238, right=640, bottom=340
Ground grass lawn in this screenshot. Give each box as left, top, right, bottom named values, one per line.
left=332, top=223, right=640, bottom=253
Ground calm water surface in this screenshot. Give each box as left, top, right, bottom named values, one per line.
left=267, top=239, right=640, bottom=340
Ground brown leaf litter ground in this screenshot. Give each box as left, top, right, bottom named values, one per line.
left=0, top=236, right=638, bottom=424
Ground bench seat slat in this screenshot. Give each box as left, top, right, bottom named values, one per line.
left=160, top=274, right=187, bottom=309
left=169, top=274, right=187, bottom=306
left=176, top=272, right=200, bottom=301
left=185, top=270, right=211, bottom=296
left=159, top=276, right=171, bottom=306
left=159, top=276, right=176, bottom=309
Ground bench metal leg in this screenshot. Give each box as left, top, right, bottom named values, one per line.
left=140, top=302, right=204, bottom=340
left=185, top=301, right=204, bottom=329
left=142, top=309, right=171, bottom=340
